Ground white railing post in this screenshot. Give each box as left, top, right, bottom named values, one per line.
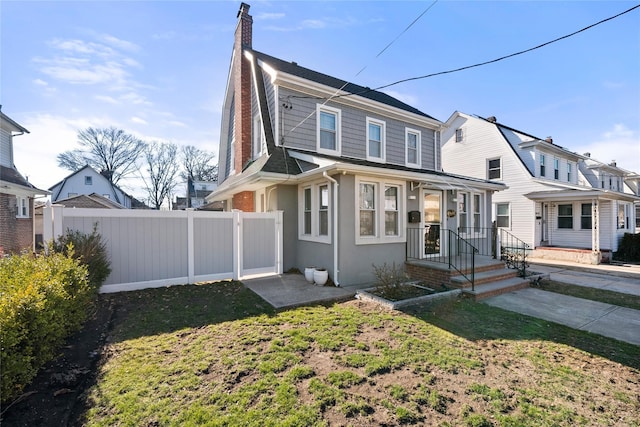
left=276, top=210, right=283, bottom=274
left=233, top=210, right=242, bottom=280
left=187, top=209, right=195, bottom=284
left=43, top=204, right=65, bottom=253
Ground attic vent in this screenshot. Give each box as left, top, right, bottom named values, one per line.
left=610, top=160, right=617, bottom=167
left=584, top=152, right=591, bottom=157
left=487, top=116, right=497, bottom=123
left=545, top=137, right=553, bottom=144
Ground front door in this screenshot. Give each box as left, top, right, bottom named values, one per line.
left=423, top=191, right=442, bottom=256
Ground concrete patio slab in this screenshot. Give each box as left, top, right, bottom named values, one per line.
left=242, top=273, right=359, bottom=309
left=484, top=288, right=640, bottom=346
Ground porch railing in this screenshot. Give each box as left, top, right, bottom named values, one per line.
left=498, top=228, right=530, bottom=277
left=447, top=229, right=479, bottom=291
left=405, top=226, right=480, bottom=290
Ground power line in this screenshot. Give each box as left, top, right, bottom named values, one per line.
left=283, top=1, right=438, bottom=138
left=337, top=3, right=640, bottom=99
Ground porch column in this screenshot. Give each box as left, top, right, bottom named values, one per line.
left=591, top=199, right=600, bottom=254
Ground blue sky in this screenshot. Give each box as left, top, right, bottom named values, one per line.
left=2, top=1, right=639, bottom=200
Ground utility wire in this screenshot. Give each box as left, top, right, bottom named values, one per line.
left=283, top=1, right=438, bottom=138
left=334, top=3, right=640, bottom=99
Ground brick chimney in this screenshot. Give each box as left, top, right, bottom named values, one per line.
left=232, top=2, right=255, bottom=211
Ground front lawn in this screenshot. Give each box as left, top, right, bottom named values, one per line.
left=80, top=281, right=639, bottom=426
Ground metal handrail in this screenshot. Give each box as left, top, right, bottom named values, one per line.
left=447, top=229, right=479, bottom=291
left=498, top=228, right=530, bottom=277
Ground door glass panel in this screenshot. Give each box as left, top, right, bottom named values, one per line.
left=424, top=192, right=441, bottom=255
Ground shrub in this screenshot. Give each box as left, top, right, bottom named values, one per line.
left=52, top=224, right=111, bottom=287
left=614, top=233, right=640, bottom=262
left=0, top=251, right=91, bottom=402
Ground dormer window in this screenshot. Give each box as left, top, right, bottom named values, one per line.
left=567, top=162, right=572, bottom=182
left=553, top=158, right=559, bottom=180
left=540, top=154, right=546, bottom=177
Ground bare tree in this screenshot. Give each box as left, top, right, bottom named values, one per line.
left=57, top=127, right=145, bottom=184
left=141, top=142, right=180, bottom=210
left=180, top=145, right=218, bottom=182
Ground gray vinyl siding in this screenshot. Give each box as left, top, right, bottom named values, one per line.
left=278, top=87, right=437, bottom=170
left=1, top=129, right=12, bottom=167
left=262, top=69, right=276, bottom=135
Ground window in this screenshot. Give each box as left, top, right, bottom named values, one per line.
left=384, top=186, right=399, bottom=236
left=253, top=114, right=266, bottom=158
left=554, top=158, right=559, bottom=179
left=557, top=204, right=573, bottom=229
left=567, top=162, right=572, bottom=182
left=459, top=193, right=468, bottom=230
left=405, top=128, right=421, bottom=167
left=540, top=154, right=546, bottom=177
left=581, top=203, right=592, bottom=229
left=496, top=203, right=510, bottom=228
left=366, top=118, right=385, bottom=162
left=487, top=158, right=501, bottom=180
left=16, top=196, right=28, bottom=218
left=618, top=203, right=629, bottom=229
left=455, top=128, right=464, bottom=142
left=319, top=185, right=329, bottom=236
left=359, top=183, right=376, bottom=236
left=473, top=194, right=482, bottom=231
left=317, top=105, right=340, bottom=155
left=300, top=183, right=331, bottom=242
left=356, top=178, right=404, bottom=244
left=458, top=192, right=484, bottom=232
left=85, top=176, right=93, bottom=185
left=303, top=188, right=312, bottom=235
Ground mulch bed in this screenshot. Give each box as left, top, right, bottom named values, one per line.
left=1, top=296, right=114, bottom=427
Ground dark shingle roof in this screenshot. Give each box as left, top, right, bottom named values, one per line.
left=0, top=165, right=39, bottom=190
left=251, top=49, right=437, bottom=121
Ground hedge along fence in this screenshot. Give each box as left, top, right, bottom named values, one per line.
left=0, top=250, right=94, bottom=402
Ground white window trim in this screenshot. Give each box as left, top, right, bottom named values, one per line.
left=85, top=176, right=93, bottom=185
left=16, top=196, right=29, bottom=218
left=316, top=104, right=341, bottom=156
left=455, top=128, right=464, bottom=143
left=298, top=181, right=331, bottom=244
left=253, top=114, right=266, bottom=159
left=553, top=158, right=560, bottom=180
left=539, top=153, right=546, bottom=177
left=405, top=128, right=421, bottom=168
left=567, top=162, right=572, bottom=183
left=495, top=202, right=511, bottom=229
left=458, top=191, right=485, bottom=236
left=487, top=157, right=502, bottom=180
left=557, top=203, right=574, bottom=229
left=355, top=176, right=405, bottom=245
left=366, top=117, right=386, bottom=163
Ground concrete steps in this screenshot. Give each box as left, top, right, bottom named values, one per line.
left=461, top=277, right=530, bottom=300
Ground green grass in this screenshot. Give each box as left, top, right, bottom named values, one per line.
left=534, top=279, right=640, bottom=310
left=79, top=281, right=640, bottom=426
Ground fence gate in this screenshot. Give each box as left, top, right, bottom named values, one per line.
left=43, top=206, right=283, bottom=293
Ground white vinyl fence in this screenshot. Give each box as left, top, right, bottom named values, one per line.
left=42, top=206, right=283, bottom=293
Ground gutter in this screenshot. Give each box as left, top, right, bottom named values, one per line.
left=323, top=171, right=339, bottom=287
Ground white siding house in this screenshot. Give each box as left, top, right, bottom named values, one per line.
left=442, top=112, right=639, bottom=264
left=49, top=165, right=134, bottom=209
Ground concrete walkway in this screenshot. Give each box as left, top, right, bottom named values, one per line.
left=485, top=261, right=640, bottom=346
left=484, top=288, right=640, bottom=346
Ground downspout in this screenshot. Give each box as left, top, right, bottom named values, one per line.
left=323, top=171, right=339, bottom=286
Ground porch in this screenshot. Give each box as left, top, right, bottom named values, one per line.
left=405, top=227, right=533, bottom=300
left=530, top=246, right=612, bottom=265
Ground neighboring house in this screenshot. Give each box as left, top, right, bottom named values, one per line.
left=441, top=112, right=639, bottom=264
left=206, top=4, right=505, bottom=286
left=174, top=179, right=218, bottom=210
left=33, top=193, right=124, bottom=249
left=49, top=165, right=136, bottom=209
left=0, top=109, right=48, bottom=254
